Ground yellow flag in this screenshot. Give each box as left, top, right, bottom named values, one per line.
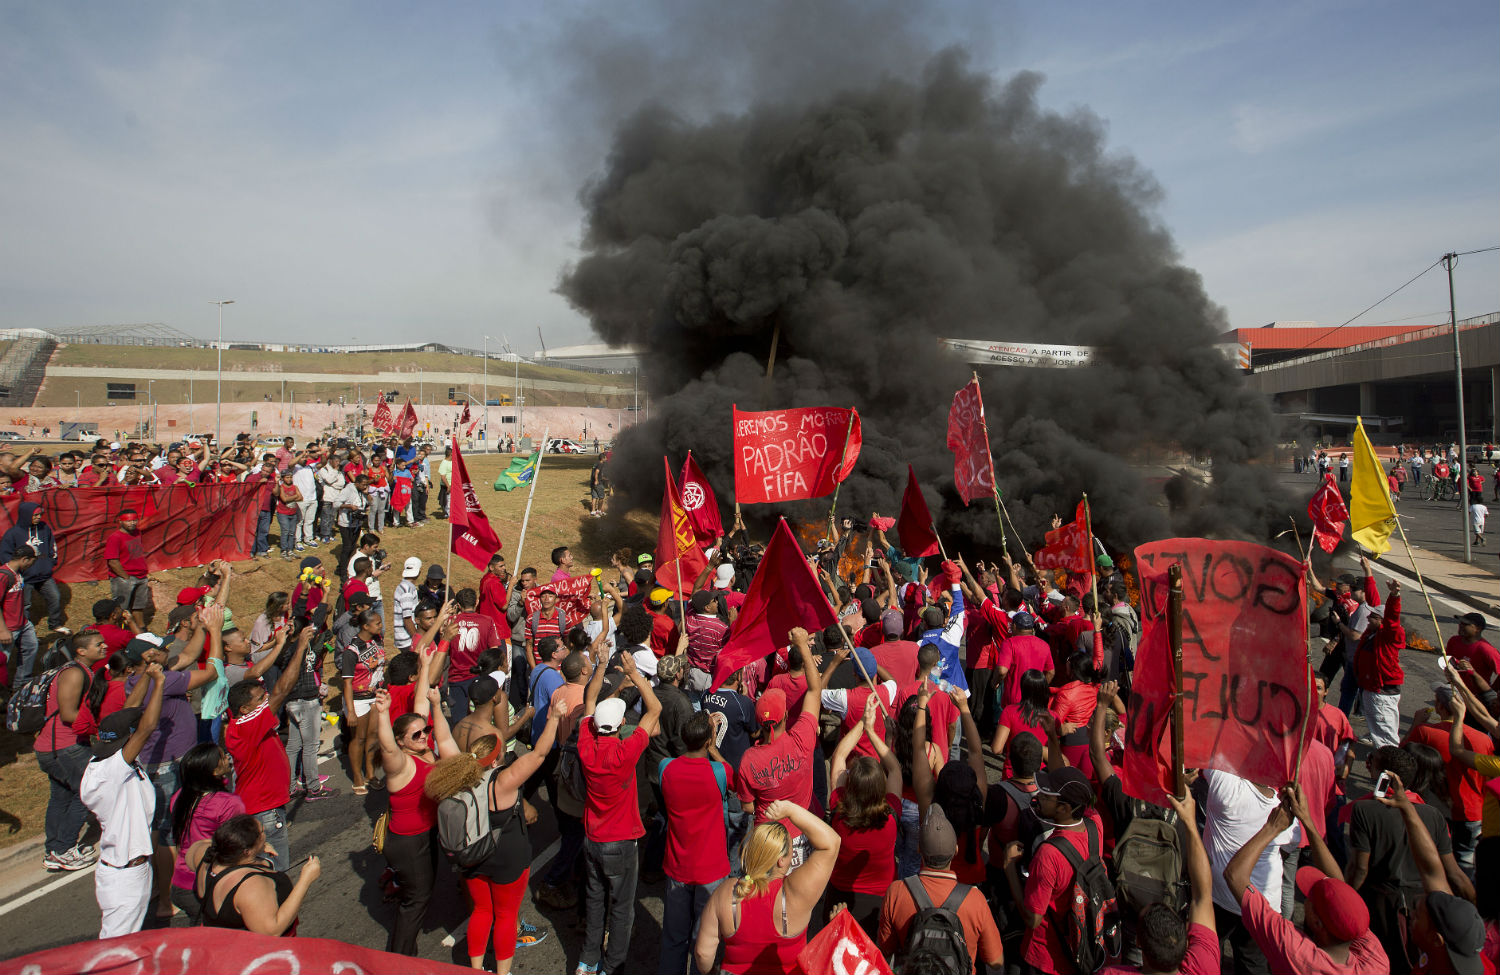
left=1349, top=416, right=1396, bottom=556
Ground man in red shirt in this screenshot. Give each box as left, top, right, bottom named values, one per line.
left=447, top=587, right=501, bottom=721
left=1310, top=673, right=1355, bottom=784
left=996, top=613, right=1053, bottom=710
left=646, top=588, right=680, bottom=658
left=1353, top=580, right=1403, bottom=748
left=1446, top=612, right=1498, bottom=693
left=577, top=644, right=660, bottom=975
left=871, top=609, right=922, bottom=685
left=103, top=510, right=152, bottom=629
left=86, top=599, right=139, bottom=655
left=0, top=545, right=37, bottom=683
left=1403, top=687, right=1494, bottom=878
left=224, top=627, right=307, bottom=871
left=1020, top=767, right=1107, bottom=975
left=658, top=711, right=734, bottom=975
left=683, top=590, right=729, bottom=677
left=523, top=586, right=565, bottom=665
left=477, top=554, right=510, bottom=642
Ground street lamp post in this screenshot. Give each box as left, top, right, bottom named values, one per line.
left=211, top=300, right=235, bottom=448
left=147, top=379, right=156, bottom=440
left=482, top=336, right=489, bottom=445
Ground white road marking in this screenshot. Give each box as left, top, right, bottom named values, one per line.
left=0, top=863, right=95, bottom=918
left=440, top=837, right=561, bottom=947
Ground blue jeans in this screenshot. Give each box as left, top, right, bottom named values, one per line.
left=661, top=876, right=724, bottom=975
left=6, top=620, right=38, bottom=682
left=254, top=510, right=273, bottom=555
left=276, top=512, right=298, bottom=554
left=446, top=678, right=473, bottom=723
left=1451, top=819, right=1481, bottom=879
left=253, top=806, right=288, bottom=872
left=1338, top=652, right=1360, bottom=715
left=582, top=838, right=638, bottom=972
left=37, top=743, right=91, bottom=855
left=24, top=578, right=65, bottom=630
left=897, top=796, right=921, bottom=879
left=144, top=761, right=180, bottom=844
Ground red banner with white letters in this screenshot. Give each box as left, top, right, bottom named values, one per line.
left=732, top=405, right=861, bottom=504
left=946, top=378, right=994, bottom=505
left=522, top=573, right=594, bottom=631
left=448, top=438, right=503, bottom=571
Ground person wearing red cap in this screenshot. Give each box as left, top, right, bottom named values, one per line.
left=1225, top=784, right=1388, bottom=974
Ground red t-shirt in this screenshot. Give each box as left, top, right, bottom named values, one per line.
left=837, top=682, right=900, bottom=760
left=0, top=566, right=26, bottom=631
left=451, top=612, right=501, bottom=679
left=894, top=680, right=958, bottom=759
left=661, top=756, right=733, bottom=885
left=342, top=579, right=369, bottom=605
left=871, top=640, right=920, bottom=684
left=1023, top=811, right=1105, bottom=975
left=1099, top=922, right=1219, bottom=975
left=1234, top=885, right=1386, bottom=975
left=829, top=789, right=899, bottom=895
left=1049, top=680, right=1097, bottom=768
left=1405, top=721, right=1495, bottom=822
left=387, top=683, right=417, bottom=718
left=478, top=573, right=511, bottom=641
left=1312, top=702, right=1355, bottom=758
left=855, top=621, right=883, bottom=649
left=765, top=672, right=809, bottom=725
left=104, top=529, right=148, bottom=577
left=737, top=711, right=817, bottom=837
left=1296, top=739, right=1337, bottom=845
left=997, top=704, right=1056, bottom=777
left=966, top=598, right=1011, bottom=669
left=1447, top=635, right=1500, bottom=688
left=578, top=722, right=650, bottom=842
left=90, top=623, right=135, bottom=655
left=226, top=701, right=292, bottom=816
left=649, top=611, right=679, bottom=658
left=996, top=634, right=1053, bottom=708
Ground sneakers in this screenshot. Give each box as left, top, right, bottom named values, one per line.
left=573, top=963, right=598, bottom=975
left=303, top=786, right=339, bottom=801
left=516, top=918, right=547, bottom=950
left=289, top=782, right=306, bottom=799
left=45, top=845, right=99, bottom=872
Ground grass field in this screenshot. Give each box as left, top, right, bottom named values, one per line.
left=0, top=451, right=657, bottom=851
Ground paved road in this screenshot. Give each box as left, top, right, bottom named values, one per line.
left=0, top=544, right=1479, bottom=970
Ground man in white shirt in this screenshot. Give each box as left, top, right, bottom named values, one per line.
left=315, top=458, right=347, bottom=543
left=80, top=665, right=166, bottom=939
left=1203, top=768, right=1299, bottom=975
left=392, top=557, right=421, bottom=650
left=291, top=461, right=318, bottom=549
left=334, top=475, right=370, bottom=572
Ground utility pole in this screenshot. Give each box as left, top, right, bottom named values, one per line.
left=211, top=299, right=234, bottom=448
left=1444, top=252, right=1472, bottom=563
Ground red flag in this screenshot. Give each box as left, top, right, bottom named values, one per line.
left=712, top=519, right=838, bottom=688
left=448, top=437, right=503, bottom=570
left=946, top=378, right=994, bottom=505
left=465, top=415, right=481, bottom=437
left=1307, top=473, right=1348, bottom=554
left=655, top=456, right=708, bottom=594
left=1034, top=500, right=1091, bottom=575
left=458, top=401, right=471, bottom=427
left=372, top=399, right=394, bottom=434
left=1120, top=538, right=1315, bottom=806
left=732, top=405, right=861, bottom=504
left=797, top=906, right=894, bottom=975
left=396, top=399, right=418, bottom=439
left=895, top=466, right=940, bottom=559
left=679, top=452, right=723, bottom=545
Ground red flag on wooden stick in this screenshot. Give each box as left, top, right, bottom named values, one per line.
left=1307, top=473, right=1348, bottom=554
left=895, top=465, right=940, bottom=558
left=1034, top=500, right=1091, bottom=574
left=372, top=399, right=394, bottom=434
left=396, top=399, right=418, bottom=439
left=680, top=452, right=723, bottom=546
left=448, top=437, right=502, bottom=570
left=654, top=456, right=707, bottom=594
left=946, top=378, right=994, bottom=505
left=711, top=519, right=838, bottom=688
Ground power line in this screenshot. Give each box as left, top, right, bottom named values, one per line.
left=1280, top=258, right=1444, bottom=355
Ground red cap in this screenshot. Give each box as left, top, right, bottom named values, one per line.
left=755, top=689, right=787, bottom=726
left=176, top=585, right=210, bottom=606
left=1296, top=866, right=1368, bottom=942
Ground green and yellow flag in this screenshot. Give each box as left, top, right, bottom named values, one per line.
left=1349, top=417, right=1396, bottom=556
left=493, top=449, right=541, bottom=492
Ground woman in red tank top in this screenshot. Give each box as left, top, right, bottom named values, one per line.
left=372, top=659, right=456, bottom=957
left=694, top=800, right=842, bottom=975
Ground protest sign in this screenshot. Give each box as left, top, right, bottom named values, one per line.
left=732, top=405, right=861, bottom=504
left=521, top=573, right=595, bottom=631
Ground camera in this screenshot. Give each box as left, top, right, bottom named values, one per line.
left=374, top=548, right=388, bottom=567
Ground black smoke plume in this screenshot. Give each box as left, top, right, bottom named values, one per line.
left=560, top=51, right=1288, bottom=553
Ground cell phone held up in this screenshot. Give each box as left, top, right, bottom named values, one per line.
left=1373, top=772, right=1393, bottom=799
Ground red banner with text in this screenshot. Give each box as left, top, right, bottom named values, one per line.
left=522, top=573, right=595, bottom=632
left=732, top=405, right=861, bottom=504
left=1120, top=538, right=1315, bottom=805
left=0, top=484, right=268, bottom=583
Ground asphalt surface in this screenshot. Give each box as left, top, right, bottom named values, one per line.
left=0, top=534, right=1478, bottom=970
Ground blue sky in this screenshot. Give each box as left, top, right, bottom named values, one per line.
left=1, top=0, right=1495, bottom=350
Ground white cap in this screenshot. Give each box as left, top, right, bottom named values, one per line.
left=593, top=698, right=627, bottom=734
left=713, top=564, right=735, bottom=589
left=402, top=556, right=422, bottom=579
left=110, top=442, right=123, bottom=450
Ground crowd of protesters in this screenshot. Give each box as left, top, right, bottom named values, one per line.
left=3, top=443, right=1498, bottom=975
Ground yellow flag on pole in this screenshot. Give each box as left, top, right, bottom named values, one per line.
left=1349, top=416, right=1396, bottom=556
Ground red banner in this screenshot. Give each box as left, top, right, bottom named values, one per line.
left=1034, top=500, right=1091, bottom=575
left=680, top=451, right=723, bottom=545
left=396, top=399, right=418, bottom=439
left=946, top=378, right=994, bottom=505
left=372, top=399, right=394, bottom=434
left=522, top=572, right=594, bottom=631
left=712, top=519, right=837, bottom=688
left=1307, top=473, right=1348, bottom=554
left=7, top=929, right=476, bottom=974
left=895, top=465, right=940, bottom=559
left=1120, top=538, right=1315, bottom=805
left=449, top=437, right=502, bottom=571
left=798, top=905, right=894, bottom=975
left=655, top=456, right=708, bottom=593
left=0, top=484, right=267, bottom=583
left=732, top=405, right=861, bottom=504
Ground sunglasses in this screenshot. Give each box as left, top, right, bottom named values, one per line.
left=405, top=726, right=428, bottom=740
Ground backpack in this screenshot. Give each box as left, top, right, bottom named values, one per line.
left=556, top=725, right=587, bottom=802
left=5, top=659, right=83, bottom=736
left=899, top=876, right=972, bottom=975
left=995, top=780, right=1046, bottom=858
left=1045, top=818, right=1122, bottom=975
left=1111, top=815, right=1187, bottom=917
left=436, top=767, right=502, bottom=869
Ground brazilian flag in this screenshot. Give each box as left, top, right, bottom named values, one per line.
left=494, top=450, right=541, bottom=492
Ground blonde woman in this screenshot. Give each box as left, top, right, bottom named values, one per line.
left=693, top=800, right=840, bottom=975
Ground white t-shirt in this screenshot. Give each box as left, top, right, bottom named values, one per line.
left=631, top=645, right=658, bottom=680
left=80, top=752, right=156, bottom=866
left=584, top=615, right=616, bottom=645
left=292, top=464, right=317, bottom=500
left=1472, top=504, right=1488, bottom=531
left=1203, top=768, right=1299, bottom=914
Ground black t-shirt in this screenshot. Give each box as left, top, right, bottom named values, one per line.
left=701, top=688, right=757, bottom=769
left=1349, top=797, right=1453, bottom=893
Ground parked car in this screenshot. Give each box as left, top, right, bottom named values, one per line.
left=0, top=431, right=24, bottom=441
left=545, top=438, right=586, bottom=454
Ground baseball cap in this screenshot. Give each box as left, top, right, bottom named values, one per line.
left=402, top=557, right=422, bottom=579
left=536, top=584, right=557, bottom=596
left=1295, top=867, right=1368, bottom=943
left=851, top=646, right=878, bottom=679
left=593, top=698, right=628, bottom=734
left=881, top=608, right=904, bottom=638
left=122, top=633, right=164, bottom=665
left=755, top=689, right=787, bottom=726
left=176, top=585, right=210, bottom=606
left=1425, top=891, right=1485, bottom=975
left=426, top=564, right=445, bottom=580
left=648, top=587, right=672, bottom=607
left=347, top=592, right=375, bottom=610
left=299, top=556, right=322, bottom=571
left=1036, top=766, right=1096, bottom=810
left=919, top=805, right=958, bottom=861
left=691, top=590, right=714, bottom=613
left=713, top=564, right=735, bottom=589
left=1455, top=611, right=1487, bottom=632
left=468, top=675, right=501, bottom=706
left=637, top=553, right=654, bottom=564
left=1096, top=554, right=1114, bottom=569
left=1012, top=611, right=1037, bottom=630
left=92, top=707, right=143, bottom=759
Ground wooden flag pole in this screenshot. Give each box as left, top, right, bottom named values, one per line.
left=826, top=410, right=857, bottom=538
left=1168, top=562, right=1185, bottom=798
left=1083, top=493, right=1099, bottom=616
left=835, top=615, right=894, bottom=723
left=970, top=373, right=1009, bottom=554
left=1389, top=513, right=1446, bottom=650
left=510, top=427, right=550, bottom=574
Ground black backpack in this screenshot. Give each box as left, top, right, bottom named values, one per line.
left=899, top=876, right=972, bottom=975
left=1045, top=818, right=1122, bottom=975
